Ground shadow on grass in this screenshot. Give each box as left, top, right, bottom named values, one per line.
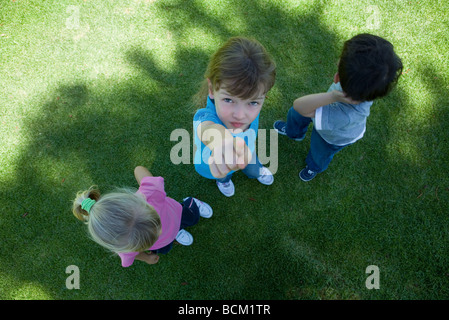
left=3, top=0, right=447, bottom=300
left=377, top=64, right=449, bottom=296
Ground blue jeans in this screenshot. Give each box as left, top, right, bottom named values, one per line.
left=216, top=152, right=263, bottom=183
left=286, top=107, right=350, bottom=173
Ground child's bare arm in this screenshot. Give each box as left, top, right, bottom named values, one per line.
left=197, top=121, right=252, bottom=178
left=293, top=92, right=337, bottom=118
left=293, top=91, right=361, bottom=118
left=134, top=166, right=153, bottom=185
left=197, top=121, right=233, bottom=150
left=208, top=137, right=251, bottom=178
left=135, top=252, right=159, bottom=265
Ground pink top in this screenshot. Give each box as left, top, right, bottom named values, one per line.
left=117, top=176, right=182, bottom=267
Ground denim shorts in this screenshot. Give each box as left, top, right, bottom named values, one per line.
left=151, top=197, right=200, bottom=254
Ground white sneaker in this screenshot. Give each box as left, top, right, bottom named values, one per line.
left=175, top=229, right=193, bottom=246
left=183, top=197, right=213, bottom=218
left=193, top=198, right=213, bottom=218
left=257, top=167, right=274, bottom=185
left=216, top=179, right=235, bottom=197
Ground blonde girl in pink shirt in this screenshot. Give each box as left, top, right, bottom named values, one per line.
left=72, top=166, right=213, bottom=267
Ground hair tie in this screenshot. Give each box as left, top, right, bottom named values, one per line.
left=81, top=198, right=96, bottom=213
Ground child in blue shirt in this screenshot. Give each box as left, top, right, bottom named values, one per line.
left=274, top=33, right=403, bottom=181
left=193, top=37, right=277, bottom=197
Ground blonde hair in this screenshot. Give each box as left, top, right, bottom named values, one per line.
left=194, top=36, right=276, bottom=107
left=72, top=186, right=161, bottom=253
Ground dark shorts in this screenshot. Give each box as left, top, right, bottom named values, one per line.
left=151, top=197, right=200, bottom=254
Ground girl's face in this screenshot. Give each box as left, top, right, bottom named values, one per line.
left=208, top=80, right=265, bottom=132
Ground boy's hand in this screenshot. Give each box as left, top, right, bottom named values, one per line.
left=208, top=136, right=252, bottom=179
left=332, top=90, right=362, bottom=105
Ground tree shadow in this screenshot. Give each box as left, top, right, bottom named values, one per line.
left=376, top=64, right=449, bottom=297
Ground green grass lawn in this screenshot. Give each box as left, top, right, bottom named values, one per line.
left=1, top=0, right=448, bottom=300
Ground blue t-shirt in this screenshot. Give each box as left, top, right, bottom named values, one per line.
left=193, top=97, right=259, bottom=180
left=313, top=82, right=373, bottom=146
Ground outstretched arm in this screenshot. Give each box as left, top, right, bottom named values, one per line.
left=197, top=121, right=252, bottom=179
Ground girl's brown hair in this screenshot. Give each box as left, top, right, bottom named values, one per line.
left=194, top=36, right=276, bottom=106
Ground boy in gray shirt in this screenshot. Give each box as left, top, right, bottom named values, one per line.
left=274, top=33, right=403, bottom=181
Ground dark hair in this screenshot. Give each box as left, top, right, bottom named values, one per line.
left=338, top=33, right=403, bottom=101
left=194, top=37, right=276, bottom=106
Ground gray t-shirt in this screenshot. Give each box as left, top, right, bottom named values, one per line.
left=313, top=82, right=373, bottom=146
